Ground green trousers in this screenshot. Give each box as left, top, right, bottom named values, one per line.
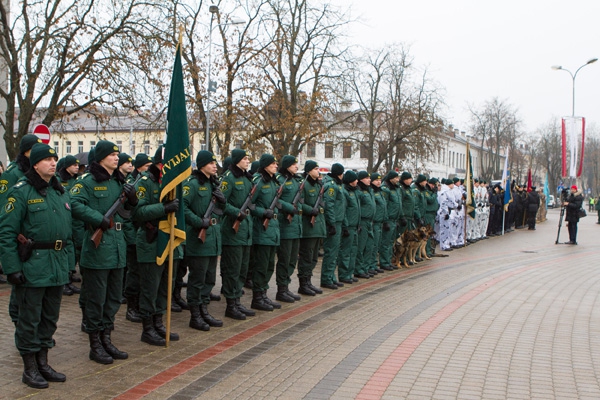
left=321, top=223, right=342, bottom=285
left=252, top=244, right=277, bottom=292
left=220, top=245, right=250, bottom=299
left=379, top=220, right=396, bottom=268
left=13, top=285, right=62, bottom=355
left=186, top=256, right=217, bottom=306
left=355, top=220, right=373, bottom=274
left=425, top=214, right=436, bottom=256
left=138, top=260, right=179, bottom=318
left=297, top=237, right=321, bottom=278
left=371, top=222, right=383, bottom=269
left=337, top=227, right=358, bottom=281
left=276, top=238, right=300, bottom=286
left=123, top=245, right=140, bottom=297
left=81, top=268, right=124, bottom=333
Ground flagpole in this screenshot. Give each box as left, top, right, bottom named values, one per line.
left=165, top=190, right=176, bottom=347
left=464, top=143, right=469, bottom=244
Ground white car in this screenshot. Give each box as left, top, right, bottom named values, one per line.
left=547, top=195, right=555, bottom=208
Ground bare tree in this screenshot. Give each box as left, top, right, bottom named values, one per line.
left=533, top=119, right=562, bottom=195
left=469, top=97, right=520, bottom=180
left=0, top=0, right=164, bottom=160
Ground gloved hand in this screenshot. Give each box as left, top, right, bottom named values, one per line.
left=342, top=228, right=350, bottom=237
left=7, top=272, right=26, bottom=285
left=327, top=224, right=336, bottom=236
left=310, top=208, right=320, bottom=216
left=122, top=183, right=138, bottom=205
left=457, top=205, right=462, bottom=211
left=382, top=222, right=390, bottom=232
left=290, top=207, right=299, bottom=215
left=163, top=198, right=180, bottom=214
left=399, top=217, right=407, bottom=227
left=236, top=212, right=247, bottom=221
left=200, top=218, right=211, bottom=229
left=263, top=209, right=274, bottom=219
left=444, top=214, right=450, bottom=220
left=99, top=215, right=111, bottom=231
left=213, top=188, right=226, bottom=204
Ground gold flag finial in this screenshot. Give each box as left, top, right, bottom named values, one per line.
left=178, top=25, right=184, bottom=50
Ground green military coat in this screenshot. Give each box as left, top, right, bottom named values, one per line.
left=277, top=173, right=303, bottom=240
left=381, top=181, right=402, bottom=221
left=250, top=173, right=280, bottom=246
left=372, top=186, right=387, bottom=223
left=220, top=167, right=254, bottom=246
left=0, top=157, right=28, bottom=203
left=323, top=174, right=346, bottom=226
left=411, top=184, right=427, bottom=221
left=424, top=187, right=440, bottom=224
left=300, top=176, right=326, bottom=238
left=342, top=184, right=361, bottom=228
left=0, top=176, right=73, bottom=287
left=182, top=173, right=222, bottom=257
left=357, top=183, right=375, bottom=222
left=70, top=166, right=130, bottom=269
left=399, top=183, right=415, bottom=223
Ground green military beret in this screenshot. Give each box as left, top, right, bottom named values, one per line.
left=249, top=160, right=259, bottom=175
left=281, top=155, right=298, bottom=170
left=29, top=143, right=58, bottom=166
left=231, top=149, right=247, bottom=165
left=196, top=150, right=216, bottom=169
left=343, top=170, right=358, bottom=183
left=118, top=153, right=133, bottom=167
left=370, top=172, right=382, bottom=181
left=416, top=174, right=427, bottom=184
left=259, top=153, right=277, bottom=169
left=20, top=134, right=43, bottom=154
left=357, top=171, right=369, bottom=180
left=304, top=160, right=319, bottom=172
left=400, top=171, right=412, bottom=181
left=95, top=140, right=119, bottom=162
left=134, top=153, right=153, bottom=168
left=331, top=163, right=344, bottom=176
left=62, top=155, right=79, bottom=169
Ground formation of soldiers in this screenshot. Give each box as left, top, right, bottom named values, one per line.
left=0, top=135, right=545, bottom=389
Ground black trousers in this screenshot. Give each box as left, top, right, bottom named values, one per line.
left=567, top=221, right=578, bottom=242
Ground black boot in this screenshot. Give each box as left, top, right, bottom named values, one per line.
left=251, top=291, right=273, bottom=311
left=171, top=301, right=182, bottom=313
left=36, top=348, right=66, bottom=382
left=63, top=284, right=74, bottom=296
left=209, top=292, right=221, bottom=301
left=235, top=298, right=255, bottom=317
left=189, top=305, right=210, bottom=331
left=141, top=317, right=166, bottom=346
left=100, top=328, right=128, bottom=359
left=173, top=287, right=189, bottom=310
left=298, top=276, right=316, bottom=296
left=286, top=287, right=301, bottom=301
left=275, top=285, right=296, bottom=303
left=200, top=304, right=223, bottom=327
left=153, top=314, right=179, bottom=341
left=306, top=277, right=323, bottom=294
left=262, top=291, right=281, bottom=309
left=68, top=283, right=81, bottom=294
left=21, top=353, right=48, bottom=389
left=88, top=331, right=113, bottom=364
left=225, top=298, right=246, bottom=320
left=125, top=295, right=142, bottom=323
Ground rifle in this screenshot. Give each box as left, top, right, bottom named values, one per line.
left=198, top=192, right=224, bottom=243
left=90, top=174, right=142, bottom=249
left=232, top=183, right=258, bottom=233
left=310, top=182, right=326, bottom=227
left=287, top=179, right=305, bottom=223
left=263, top=178, right=287, bottom=230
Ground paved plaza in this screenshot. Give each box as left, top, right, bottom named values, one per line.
left=1, top=208, right=599, bottom=399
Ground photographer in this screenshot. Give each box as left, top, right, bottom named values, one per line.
left=563, top=185, right=583, bottom=245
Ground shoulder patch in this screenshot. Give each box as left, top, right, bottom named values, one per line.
left=70, top=183, right=83, bottom=195
left=221, top=180, right=229, bottom=192
left=328, top=187, right=335, bottom=197
left=136, top=186, right=147, bottom=199
left=0, top=180, right=8, bottom=193
left=183, top=186, right=190, bottom=196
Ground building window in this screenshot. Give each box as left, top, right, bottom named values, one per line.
left=66, top=141, right=71, bottom=153
left=360, top=143, right=369, bottom=159
left=116, top=141, right=122, bottom=152
left=131, top=140, right=135, bottom=154
left=89, top=140, right=96, bottom=150
left=342, top=142, right=352, bottom=159
left=144, top=140, right=150, bottom=154
left=325, top=141, right=333, bottom=158
left=306, top=142, right=316, bottom=157
left=53, top=141, right=59, bottom=153
left=235, top=140, right=243, bottom=149
left=78, top=141, right=84, bottom=154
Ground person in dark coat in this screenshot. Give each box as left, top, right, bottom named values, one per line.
left=564, top=185, right=584, bottom=244
left=525, top=186, right=540, bottom=230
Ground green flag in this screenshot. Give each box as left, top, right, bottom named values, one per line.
left=157, top=43, right=192, bottom=265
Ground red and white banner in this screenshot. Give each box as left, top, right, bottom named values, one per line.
left=561, top=117, right=585, bottom=178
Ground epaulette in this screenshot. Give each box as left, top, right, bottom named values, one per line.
left=252, top=175, right=262, bottom=184
left=222, top=170, right=232, bottom=178
left=141, top=176, right=148, bottom=181
left=77, top=173, right=90, bottom=180
left=13, top=180, right=28, bottom=189
left=6, top=163, right=17, bottom=172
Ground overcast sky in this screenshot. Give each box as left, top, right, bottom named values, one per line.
left=331, top=0, right=600, bottom=134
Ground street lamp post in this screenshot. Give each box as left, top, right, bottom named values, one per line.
left=551, top=58, right=598, bottom=116
left=205, top=5, right=245, bottom=153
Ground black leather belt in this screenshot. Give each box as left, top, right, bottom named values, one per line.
left=32, top=240, right=66, bottom=251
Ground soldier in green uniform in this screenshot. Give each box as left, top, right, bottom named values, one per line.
left=355, top=171, right=376, bottom=277
left=132, top=154, right=182, bottom=346
left=219, top=149, right=256, bottom=320
left=337, top=170, right=360, bottom=283
left=182, top=150, right=226, bottom=331
left=244, top=159, right=261, bottom=290
left=250, top=154, right=282, bottom=311
left=0, top=143, right=73, bottom=388
left=70, top=140, right=138, bottom=364
left=380, top=171, right=401, bottom=270
left=370, top=172, right=387, bottom=273
left=425, top=178, right=440, bottom=256
left=118, top=153, right=144, bottom=323
left=297, top=160, right=325, bottom=295
left=56, top=155, right=82, bottom=296
left=411, top=174, right=428, bottom=262
left=398, top=172, right=415, bottom=235
left=275, top=155, right=303, bottom=303
left=321, top=163, right=345, bottom=288
left=0, top=134, right=43, bottom=322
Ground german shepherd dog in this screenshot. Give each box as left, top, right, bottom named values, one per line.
left=393, top=225, right=435, bottom=268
